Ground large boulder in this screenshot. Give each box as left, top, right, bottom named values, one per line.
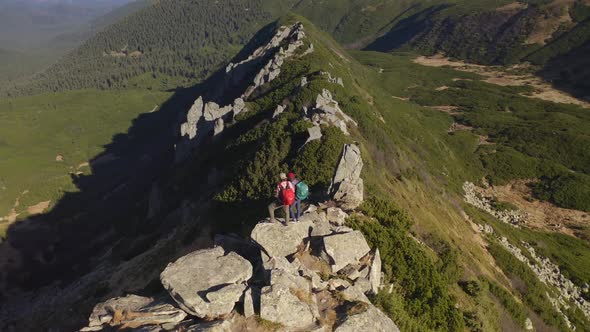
left=251, top=220, right=312, bottom=258
left=323, top=231, right=371, bottom=273
left=160, top=247, right=252, bottom=319
left=260, top=284, right=317, bottom=330
left=329, top=144, right=364, bottom=210
left=81, top=295, right=186, bottom=331
left=334, top=306, right=400, bottom=332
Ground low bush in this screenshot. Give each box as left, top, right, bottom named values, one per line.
left=349, top=197, right=464, bottom=331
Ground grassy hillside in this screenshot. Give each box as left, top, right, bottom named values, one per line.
left=0, top=87, right=171, bottom=236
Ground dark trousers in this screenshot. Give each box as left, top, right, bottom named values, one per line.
left=290, top=199, right=301, bottom=221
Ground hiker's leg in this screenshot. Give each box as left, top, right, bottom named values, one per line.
left=283, top=205, right=290, bottom=223
left=295, top=199, right=301, bottom=220
left=289, top=203, right=296, bottom=220
left=268, top=202, right=277, bottom=222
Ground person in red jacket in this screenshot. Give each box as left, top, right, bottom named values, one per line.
left=268, top=173, right=295, bottom=224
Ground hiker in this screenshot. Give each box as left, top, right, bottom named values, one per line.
left=288, top=172, right=308, bottom=222
left=268, top=173, right=295, bottom=224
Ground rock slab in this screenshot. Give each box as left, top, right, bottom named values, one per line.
left=251, top=220, right=312, bottom=258
left=334, top=306, right=400, bottom=332
left=160, top=247, right=252, bottom=318
left=329, top=144, right=364, bottom=210
left=323, top=231, right=371, bottom=273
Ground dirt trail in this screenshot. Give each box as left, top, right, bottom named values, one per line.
left=413, top=54, right=590, bottom=108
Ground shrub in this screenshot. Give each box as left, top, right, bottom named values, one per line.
left=349, top=198, right=464, bottom=331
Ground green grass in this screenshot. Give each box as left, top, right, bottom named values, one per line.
left=0, top=88, right=171, bottom=235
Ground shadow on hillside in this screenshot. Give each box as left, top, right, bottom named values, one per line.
left=364, top=5, right=448, bottom=53
left=0, top=19, right=282, bottom=300
left=0, top=86, right=198, bottom=292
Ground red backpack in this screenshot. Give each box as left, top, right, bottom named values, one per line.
left=281, top=182, right=295, bottom=206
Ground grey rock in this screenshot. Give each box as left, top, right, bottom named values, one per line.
left=334, top=305, right=400, bottom=332
left=160, top=247, right=252, bottom=318
left=260, top=285, right=316, bottom=330
left=251, top=220, right=312, bottom=258
left=180, top=97, right=204, bottom=139
left=326, top=207, right=348, bottom=226
left=232, top=98, right=245, bottom=115
left=82, top=295, right=186, bottom=331
left=204, top=103, right=233, bottom=122
left=340, top=285, right=371, bottom=304
left=328, top=278, right=351, bottom=291
left=525, top=317, right=533, bottom=330
left=242, top=288, right=255, bottom=318
left=272, top=105, right=285, bottom=119
left=311, top=219, right=332, bottom=237
left=213, top=118, right=224, bottom=136
left=369, top=249, right=381, bottom=295
left=329, top=144, right=364, bottom=210
left=295, top=257, right=328, bottom=291
left=186, top=320, right=233, bottom=332
left=305, top=126, right=322, bottom=145
left=301, top=76, right=308, bottom=87
left=324, top=231, right=370, bottom=273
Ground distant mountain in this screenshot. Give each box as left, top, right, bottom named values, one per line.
left=0, top=0, right=137, bottom=51
left=8, top=0, right=296, bottom=95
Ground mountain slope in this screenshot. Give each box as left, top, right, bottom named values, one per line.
left=5, top=0, right=296, bottom=95
left=2, top=13, right=589, bottom=331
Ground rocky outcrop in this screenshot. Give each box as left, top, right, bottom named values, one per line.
left=323, top=231, right=371, bottom=273
left=463, top=182, right=528, bottom=226
left=321, top=71, right=344, bottom=87
left=175, top=23, right=314, bottom=163
left=308, top=89, right=357, bottom=136
left=81, top=295, right=187, bottom=331
left=329, top=144, right=364, bottom=210
left=251, top=219, right=312, bottom=258
left=334, top=306, right=400, bottom=332
left=305, top=125, right=323, bottom=145
left=160, top=247, right=252, bottom=319
left=82, top=197, right=397, bottom=331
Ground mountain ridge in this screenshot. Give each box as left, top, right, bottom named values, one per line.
left=1, top=6, right=590, bottom=332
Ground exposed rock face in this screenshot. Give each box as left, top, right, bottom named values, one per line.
left=260, top=284, right=317, bottom=329
left=525, top=317, right=533, bottom=330
left=369, top=249, right=381, bottom=295
left=329, top=144, right=364, bottom=210
left=240, top=22, right=308, bottom=99
left=305, top=125, right=322, bottom=145
left=323, top=231, right=371, bottom=273
left=251, top=220, right=312, bottom=258
left=308, top=89, right=357, bottom=136
left=176, top=23, right=311, bottom=163
left=321, top=71, right=344, bottom=87
left=81, top=295, right=187, bottom=331
left=334, top=306, right=400, bottom=332
left=463, top=182, right=528, bottom=226
left=160, top=247, right=252, bottom=318
left=213, top=118, right=224, bottom=136
left=272, top=104, right=285, bottom=119
left=326, top=207, right=348, bottom=226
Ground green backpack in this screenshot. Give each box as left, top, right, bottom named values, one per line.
left=296, top=181, right=309, bottom=200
